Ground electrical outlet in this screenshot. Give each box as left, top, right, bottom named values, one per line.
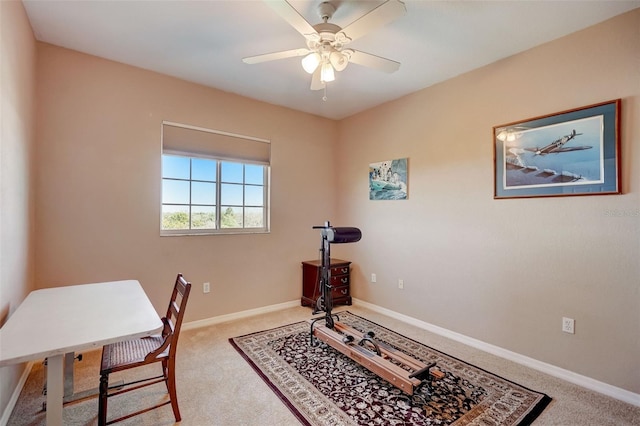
left=371, top=273, right=377, bottom=283
left=203, top=282, right=210, bottom=294
left=562, top=317, right=575, bottom=334
left=398, top=279, right=404, bottom=289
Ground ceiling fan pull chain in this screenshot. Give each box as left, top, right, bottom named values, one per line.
left=322, top=85, right=328, bottom=102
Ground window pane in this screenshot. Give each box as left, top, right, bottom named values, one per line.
left=221, top=183, right=243, bottom=205
left=245, top=164, right=264, bottom=185
left=192, top=158, right=216, bottom=181
left=162, top=155, right=190, bottom=179
left=221, top=162, right=243, bottom=183
left=191, top=206, right=216, bottom=229
left=162, top=205, right=189, bottom=230
left=245, top=207, right=264, bottom=228
left=245, top=185, right=263, bottom=206
left=221, top=206, right=243, bottom=228
left=192, top=181, right=216, bottom=205
left=162, top=179, right=190, bottom=204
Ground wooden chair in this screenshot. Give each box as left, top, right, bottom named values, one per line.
left=98, top=274, right=192, bottom=425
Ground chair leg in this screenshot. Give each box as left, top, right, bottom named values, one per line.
left=165, top=358, right=181, bottom=422
left=162, top=358, right=169, bottom=380
left=98, top=373, right=109, bottom=426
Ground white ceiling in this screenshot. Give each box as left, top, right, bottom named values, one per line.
left=23, top=0, right=640, bottom=120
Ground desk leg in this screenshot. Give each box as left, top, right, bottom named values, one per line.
left=46, top=351, right=114, bottom=406
left=64, top=353, right=75, bottom=397
left=46, top=354, right=63, bottom=426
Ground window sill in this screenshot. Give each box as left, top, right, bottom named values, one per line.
left=160, top=229, right=270, bottom=237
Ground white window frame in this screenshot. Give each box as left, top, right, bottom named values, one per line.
left=161, top=122, right=270, bottom=236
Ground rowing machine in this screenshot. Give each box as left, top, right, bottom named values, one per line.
left=309, top=222, right=444, bottom=395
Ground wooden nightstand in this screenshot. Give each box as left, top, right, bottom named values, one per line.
left=301, top=258, right=352, bottom=308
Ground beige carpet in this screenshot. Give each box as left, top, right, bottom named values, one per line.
left=7, top=305, right=640, bottom=425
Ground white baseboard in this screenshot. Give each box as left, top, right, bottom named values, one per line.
left=352, top=298, right=640, bottom=407
left=181, top=299, right=300, bottom=331
left=0, top=361, right=34, bottom=426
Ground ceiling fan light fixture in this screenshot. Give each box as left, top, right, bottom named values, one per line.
left=320, top=61, right=335, bottom=82
left=301, top=52, right=321, bottom=74
left=329, top=51, right=348, bottom=71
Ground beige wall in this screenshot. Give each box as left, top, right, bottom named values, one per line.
left=0, top=0, right=37, bottom=417
left=34, top=43, right=339, bottom=318
left=337, top=9, right=640, bottom=394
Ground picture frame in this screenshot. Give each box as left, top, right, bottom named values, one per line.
left=493, top=99, right=621, bottom=199
left=369, top=158, right=408, bottom=200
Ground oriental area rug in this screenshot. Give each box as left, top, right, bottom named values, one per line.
left=230, top=312, right=551, bottom=426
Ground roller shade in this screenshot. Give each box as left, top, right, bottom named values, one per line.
left=162, top=122, right=270, bottom=164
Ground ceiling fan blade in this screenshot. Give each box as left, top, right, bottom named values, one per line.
left=264, top=0, right=319, bottom=40
left=310, top=68, right=325, bottom=91
left=349, top=50, right=401, bottom=73
left=338, top=0, right=406, bottom=43
left=243, top=48, right=310, bottom=64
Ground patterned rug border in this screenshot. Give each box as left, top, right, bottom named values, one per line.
left=230, top=332, right=313, bottom=426
left=229, top=311, right=551, bottom=425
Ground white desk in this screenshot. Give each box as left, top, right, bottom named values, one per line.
left=0, top=280, right=163, bottom=425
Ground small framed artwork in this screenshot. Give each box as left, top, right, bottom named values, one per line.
left=369, top=158, right=408, bottom=200
left=493, top=99, right=621, bottom=199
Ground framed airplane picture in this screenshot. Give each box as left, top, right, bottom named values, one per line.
left=493, top=99, right=621, bottom=199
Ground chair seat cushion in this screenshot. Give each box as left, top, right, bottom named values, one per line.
left=101, top=336, right=167, bottom=373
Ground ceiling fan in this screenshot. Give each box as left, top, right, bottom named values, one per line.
left=243, top=0, right=406, bottom=91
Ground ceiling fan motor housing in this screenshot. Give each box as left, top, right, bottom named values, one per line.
left=318, top=2, right=337, bottom=22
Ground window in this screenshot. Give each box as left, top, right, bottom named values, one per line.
left=161, top=122, right=270, bottom=235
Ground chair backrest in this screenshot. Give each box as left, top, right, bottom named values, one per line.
left=145, top=273, right=192, bottom=361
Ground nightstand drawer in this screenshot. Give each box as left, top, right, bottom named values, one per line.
left=331, top=285, right=350, bottom=299
left=331, top=265, right=350, bottom=276
left=330, top=274, right=349, bottom=286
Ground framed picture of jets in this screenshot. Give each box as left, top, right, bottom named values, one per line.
left=493, top=99, right=621, bottom=199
